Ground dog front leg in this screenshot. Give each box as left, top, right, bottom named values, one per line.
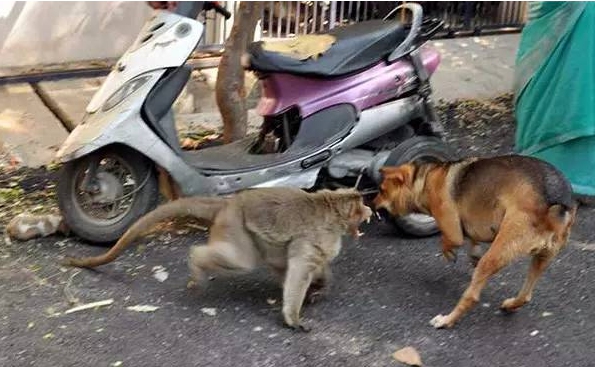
left=433, top=206, right=464, bottom=262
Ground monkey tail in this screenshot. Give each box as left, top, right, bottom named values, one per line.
left=546, top=203, right=577, bottom=244
left=63, top=197, right=227, bottom=268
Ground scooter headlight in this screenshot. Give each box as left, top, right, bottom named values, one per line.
left=102, top=74, right=153, bottom=111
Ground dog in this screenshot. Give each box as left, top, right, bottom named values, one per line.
left=373, top=154, right=577, bottom=329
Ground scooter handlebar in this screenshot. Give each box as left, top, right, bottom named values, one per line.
left=204, top=1, right=232, bottom=19
left=386, top=3, right=424, bottom=62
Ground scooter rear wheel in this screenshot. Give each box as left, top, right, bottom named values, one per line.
left=382, top=136, right=457, bottom=237
left=57, top=145, right=159, bottom=245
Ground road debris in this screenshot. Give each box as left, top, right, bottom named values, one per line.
left=126, top=305, right=160, bottom=313
left=393, top=346, right=422, bottom=366
left=64, top=299, right=114, bottom=314
left=200, top=307, right=217, bottom=316
left=151, top=265, right=169, bottom=282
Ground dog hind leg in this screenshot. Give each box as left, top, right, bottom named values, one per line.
left=500, top=249, right=555, bottom=312
left=430, top=213, right=526, bottom=328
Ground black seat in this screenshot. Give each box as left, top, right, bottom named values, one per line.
left=246, top=19, right=407, bottom=77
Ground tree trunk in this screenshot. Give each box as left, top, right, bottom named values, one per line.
left=215, top=2, right=262, bottom=144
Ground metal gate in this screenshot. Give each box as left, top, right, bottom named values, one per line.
left=256, top=1, right=527, bottom=39
left=196, top=1, right=527, bottom=54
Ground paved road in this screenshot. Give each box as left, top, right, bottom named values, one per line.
left=1, top=207, right=594, bottom=367
left=2, top=95, right=594, bottom=367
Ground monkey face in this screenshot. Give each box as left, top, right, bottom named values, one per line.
left=347, top=200, right=373, bottom=238
left=373, top=164, right=417, bottom=217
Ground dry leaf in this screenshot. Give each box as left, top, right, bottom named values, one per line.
left=126, top=305, right=159, bottom=313
left=393, top=346, right=422, bottom=366
left=151, top=265, right=169, bottom=282
left=64, top=299, right=114, bottom=314
left=200, top=307, right=217, bottom=316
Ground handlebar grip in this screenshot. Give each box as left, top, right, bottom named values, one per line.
left=205, top=2, right=232, bottom=19
left=387, top=3, right=423, bottom=62
left=214, top=3, right=232, bottom=19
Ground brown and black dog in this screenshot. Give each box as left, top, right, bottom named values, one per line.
left=373, top=155, right=577, bottom=329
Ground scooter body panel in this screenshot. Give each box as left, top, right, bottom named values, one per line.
left=257, top=46, right=440, bottom=118
left=86, top=11, right=204, bottom=113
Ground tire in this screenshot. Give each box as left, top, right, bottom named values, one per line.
left=382, top=136, right=457, bottom=237
left=57, top=145, right=159, bottom=245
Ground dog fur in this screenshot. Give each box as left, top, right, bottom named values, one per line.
left=373, top=155, right=577, bottom=329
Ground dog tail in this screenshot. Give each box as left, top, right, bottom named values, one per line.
left=546, top=203, right=578, bottom=244
left=64, top=197, right=228, bottom=268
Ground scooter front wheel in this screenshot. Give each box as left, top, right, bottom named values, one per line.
left=57, top=145, right=159, bottom=245
left=382, top=136, right=457, bottom=237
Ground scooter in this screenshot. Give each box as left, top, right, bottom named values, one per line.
left=56, top=2, right=455, bottom=244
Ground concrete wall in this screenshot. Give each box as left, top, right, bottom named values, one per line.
left=0, top=1, right=151, bottom=68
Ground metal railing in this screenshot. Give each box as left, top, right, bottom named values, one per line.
left=256, top=1, right=526, bottom=39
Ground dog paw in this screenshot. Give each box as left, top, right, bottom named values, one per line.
left=429, top=314, right=454, bottom=329
left=442, top=249, right=457, bottom=262
left=500, top=298, right=525, bottom=313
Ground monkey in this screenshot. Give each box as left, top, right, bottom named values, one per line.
left=6, top=213, right=69, bottom=241
left=63, top=187, right=373, bottom=331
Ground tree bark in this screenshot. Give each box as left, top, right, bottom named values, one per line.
left=215, top=2, right=262, bottom=143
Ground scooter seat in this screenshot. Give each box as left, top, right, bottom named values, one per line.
left=246, top=19, right=407, bottom=77
left=183, top=134, right=313, bottom=172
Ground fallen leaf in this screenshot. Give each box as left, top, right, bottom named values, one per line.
left=42, top=333, right=54, bottom=340
left=393, top=346, right=422, bottom=366
left=530, top=330, right=539, bottom=337
left=111, top=361, right=123, bottom=367
left=151, top=265, right=169, bottom=282
left=541, top=311, right=553, bottom=317
left=200, top=307, right=217, bottom=316
left=27, top=322, right=35, bottom=329
left=253, top=326, right=263, bottom=332
left=64, top=299, right=114, bottom=314
left=126, top=305, right=160, bottom=313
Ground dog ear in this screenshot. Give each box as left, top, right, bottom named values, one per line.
left=379, top=165, right=414, bottom=185
left=379, top=166, right=404, bottom=184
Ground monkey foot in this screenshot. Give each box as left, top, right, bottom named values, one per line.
left=283, top=321, right=311, bottom=333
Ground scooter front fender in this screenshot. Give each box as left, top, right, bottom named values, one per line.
left=56, top=74, right=212, bottom=196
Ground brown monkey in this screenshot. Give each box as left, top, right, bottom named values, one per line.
left=64, top=187, right=373, bottom=331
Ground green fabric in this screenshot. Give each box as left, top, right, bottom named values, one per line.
left=514, top=1, right=595, bottom=195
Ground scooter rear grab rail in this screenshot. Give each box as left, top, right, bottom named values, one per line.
left=385, top=3, right=424, bottom=62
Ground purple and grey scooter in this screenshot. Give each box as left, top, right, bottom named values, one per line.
left=55, top=2, right=455, bottom=243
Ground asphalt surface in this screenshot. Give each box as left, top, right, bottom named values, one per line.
left=1, top=97, right=595, bottom=367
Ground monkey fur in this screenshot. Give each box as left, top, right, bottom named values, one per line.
left=64, top=187, right=373, bottom=331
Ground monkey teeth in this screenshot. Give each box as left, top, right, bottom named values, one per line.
left=366, top=217, right=371, bottom=224
left=357, top=230, right=364, bottom=237
left=375, top=211, right=382, bottom=220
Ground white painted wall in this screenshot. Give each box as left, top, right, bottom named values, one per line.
left=0, top=1, right=152, bottom=68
